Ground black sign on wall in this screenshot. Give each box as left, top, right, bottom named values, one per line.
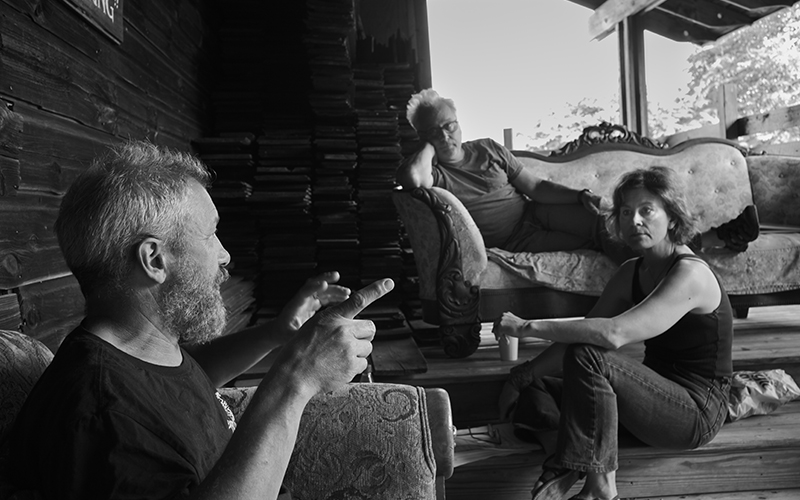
left=63, top=0, right=124, bottom=44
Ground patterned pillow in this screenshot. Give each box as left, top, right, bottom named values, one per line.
left=0, top=330, right=53, bottom=445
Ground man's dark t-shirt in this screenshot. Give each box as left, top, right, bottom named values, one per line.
left=9, top=327, right=235, bottom=499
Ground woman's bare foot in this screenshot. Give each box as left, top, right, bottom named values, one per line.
left=571, top=471, right=618, bottom=500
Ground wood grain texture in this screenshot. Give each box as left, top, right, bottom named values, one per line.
left=0, top=192, right=68, bottom=289
left=0, top=292, right=21, bottom=331
left=0, top=104, right=23, bottom=157
left=18, top=274, right=84, bottom=352
left=428, top=306, right=800, bottom=499
left=372, top=336, right=428, bottom=376
left=0, top=0, right=215, bottom=344
left=445, top=403, right=800, bottom=500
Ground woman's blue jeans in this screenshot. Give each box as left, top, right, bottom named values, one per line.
left=520, top=343, right=730, bottom=474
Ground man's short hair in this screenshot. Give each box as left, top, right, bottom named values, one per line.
left=55, top=140, right=212, bottom=298
left=406, top=89, right=457, bottom=131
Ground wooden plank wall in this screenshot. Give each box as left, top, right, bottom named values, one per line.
left=0, top=0, right=218, bottom=352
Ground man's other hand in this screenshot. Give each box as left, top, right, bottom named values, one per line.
left=277, top=278, right=395, bottom=396
left=274, top=271, right=351, bottom=344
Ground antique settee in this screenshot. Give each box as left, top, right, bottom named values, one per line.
left=0, top=329, right=455, bottom=500
left=393, top=124, right=800, bottom=358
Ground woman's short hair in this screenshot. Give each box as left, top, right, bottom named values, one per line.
left=55, top=141, right=212, bottom=297
left=607, top=166, right=700, bottom=245
left=406, top=89, right=457, bottom=131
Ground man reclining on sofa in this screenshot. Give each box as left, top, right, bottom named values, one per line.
left=5, top=141, right=395, bottom=500
left=396, top=89, right=761, bottom=262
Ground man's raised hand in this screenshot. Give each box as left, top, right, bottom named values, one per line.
left=274, top=271, right=351, bottom=343
left=279, top=278, right=395, bottom=396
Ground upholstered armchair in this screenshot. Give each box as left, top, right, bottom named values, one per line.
left=0, top=329, right=455, bottom=500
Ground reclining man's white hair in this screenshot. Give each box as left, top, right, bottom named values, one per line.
left=406, top=89, right=457, bottom=131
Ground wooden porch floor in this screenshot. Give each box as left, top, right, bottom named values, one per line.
left=381, top=305, right=800, bottom=500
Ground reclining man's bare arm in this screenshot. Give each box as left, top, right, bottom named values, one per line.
left=396, top=142, right=436, bottom=190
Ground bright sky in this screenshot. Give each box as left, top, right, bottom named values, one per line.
left=427, top=0, right=699, bottom=145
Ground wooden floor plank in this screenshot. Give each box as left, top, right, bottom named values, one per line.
left=444, top=403, right=800, bottom=499
left=436, top=304, right=800, bottom=500
left=637, top=488, right=800, bottom=499
left=371, top=336, right=428, bottom=376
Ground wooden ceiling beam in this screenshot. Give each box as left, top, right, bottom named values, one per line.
left=565, top=0, right=795, bottom=44
left=589, top=0, right=669, bottom=40
left=657, top=0, right=755, bottom=28
left=639, top=7, right=729, bottom=43
left=715, top=0, right=795, bottom=15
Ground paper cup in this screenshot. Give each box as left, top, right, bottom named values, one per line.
left=499, top=335, right=519, bottom=361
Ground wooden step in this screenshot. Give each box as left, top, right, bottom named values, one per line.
left=637, top=489, right=800, bottom=499
left=444, top=401, right=800, bottom=500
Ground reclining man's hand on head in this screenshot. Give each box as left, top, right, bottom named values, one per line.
left=278, top=278, right=395, bottom=396
left=274, top=271, right=351, bottom=344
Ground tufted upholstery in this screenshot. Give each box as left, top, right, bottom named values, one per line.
left=393, top=137, right=800, bottom=356
left=514, top=140, right=752, bottom=231
left=747, top=154, right=800, bottom=226
left=1, top=330, right=453, bottom=500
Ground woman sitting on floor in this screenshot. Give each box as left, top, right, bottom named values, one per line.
left=493, top=166, right=733, bottom=500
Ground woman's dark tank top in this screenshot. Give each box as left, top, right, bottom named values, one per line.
left=632, top=254, right=733, bottom=379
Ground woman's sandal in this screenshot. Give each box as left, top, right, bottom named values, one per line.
left=531, top=456, right=585, bottom=500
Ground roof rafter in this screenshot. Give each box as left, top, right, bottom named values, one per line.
left=564, top=0, right=797, bottom=44
left=589, top=0, right=669, bottom=40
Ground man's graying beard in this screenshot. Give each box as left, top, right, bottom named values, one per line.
left=158, top=259, right=230, bottom=345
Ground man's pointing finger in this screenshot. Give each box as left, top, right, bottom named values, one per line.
left=330, top=278, right=394, bottom=320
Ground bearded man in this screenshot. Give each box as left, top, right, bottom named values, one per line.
left=8, top=141, right=393, bottom=500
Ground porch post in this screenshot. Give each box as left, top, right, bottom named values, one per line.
left=618, top=15, right=648, bottom=136
left=718, top=82, right=740, bottom=140
left=503, top=128, right=513, bottom=150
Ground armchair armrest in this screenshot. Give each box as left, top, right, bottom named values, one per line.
left=218, top=383, right=454, bottom=500
left=392, top=187, right=487, bottom=357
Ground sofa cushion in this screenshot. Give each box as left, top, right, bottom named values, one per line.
left=0, top=330, right=53, bottom=446
left=482, top=232, right=800, bottom=297
left=482, top=248, right=616, bottom=295
left=702, top=232, right=800, bottom=295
